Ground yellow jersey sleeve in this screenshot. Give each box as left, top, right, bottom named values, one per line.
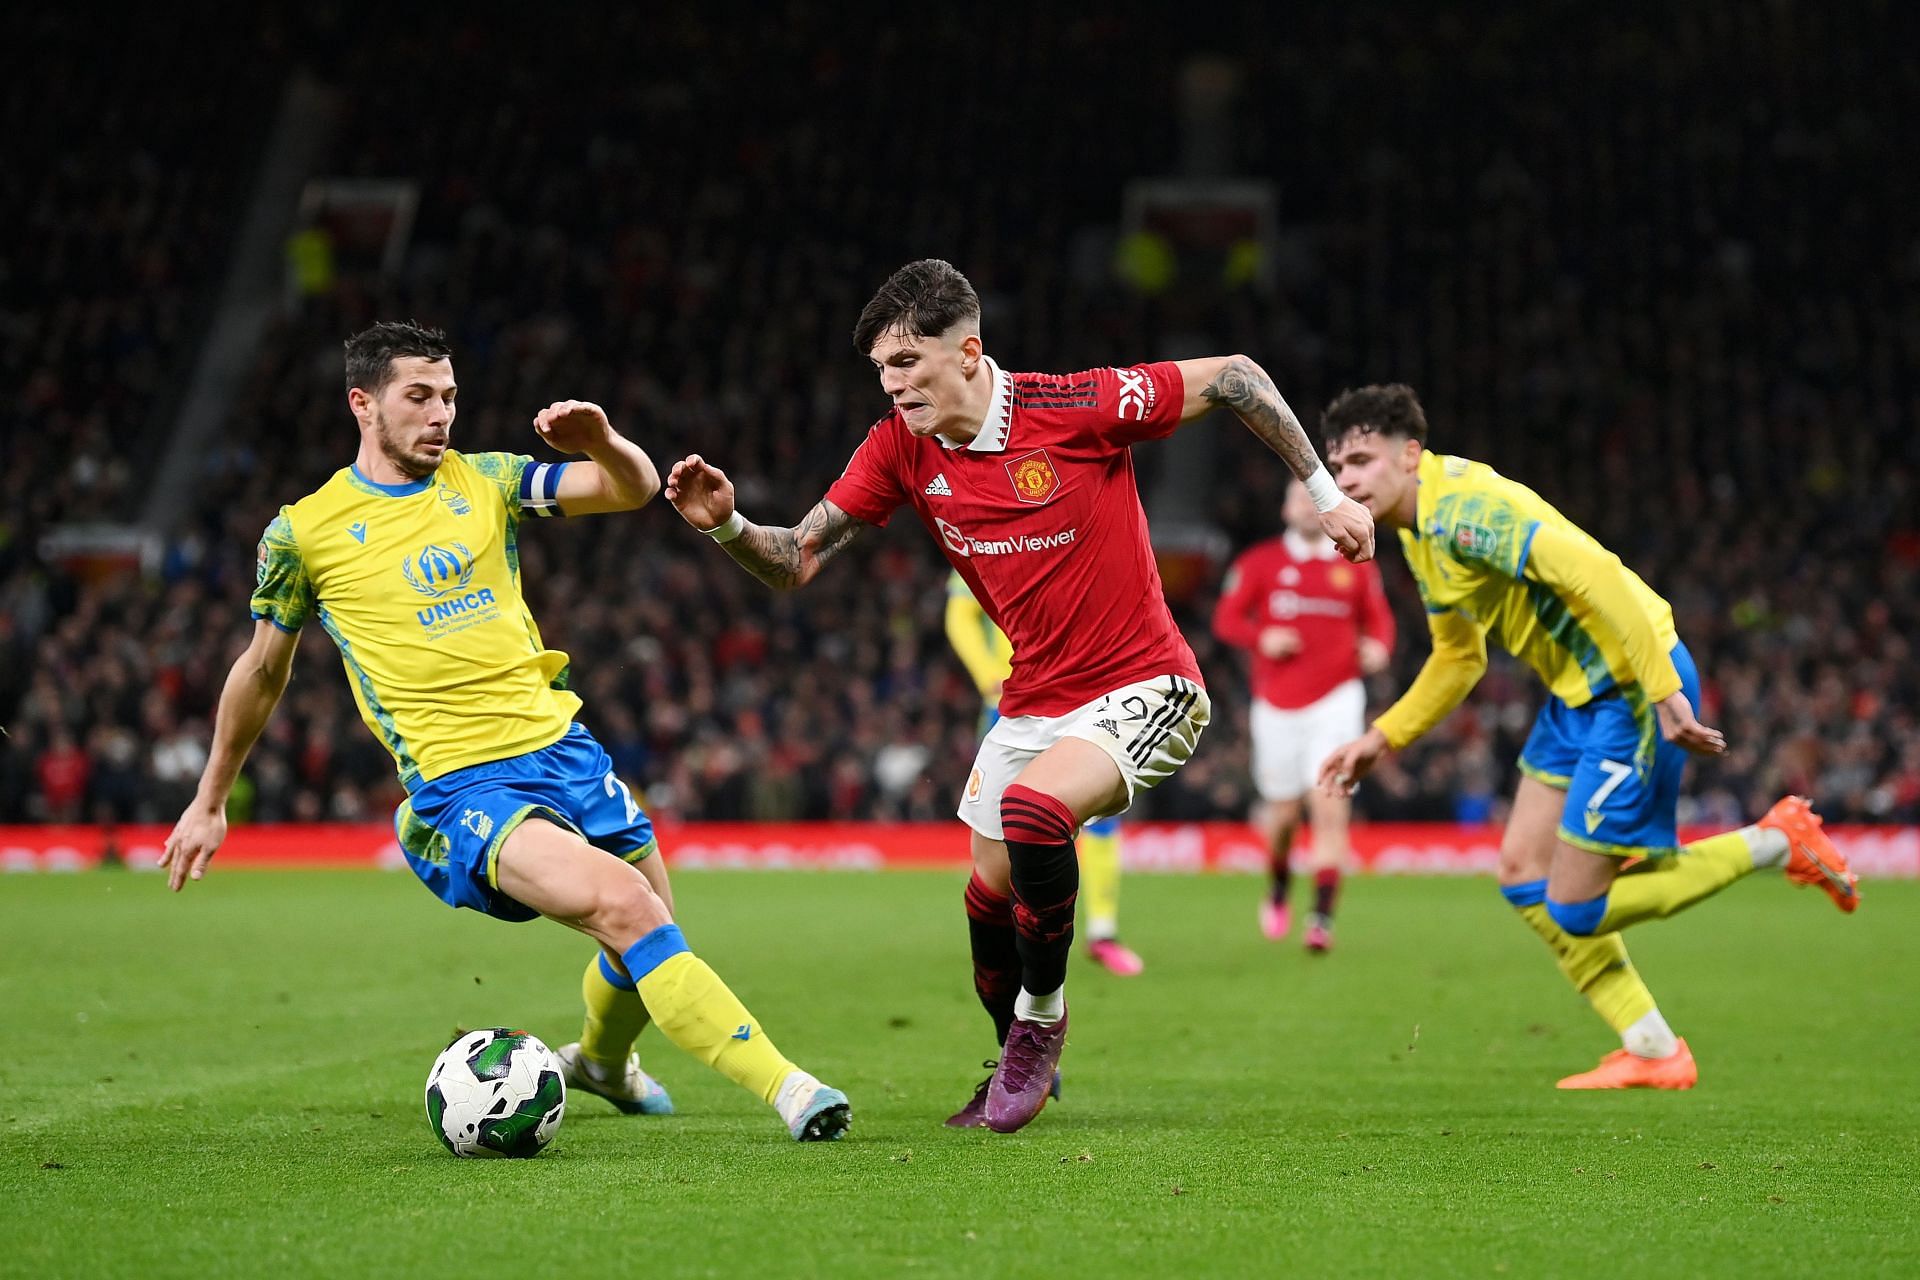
left=1401, top=452, right=1681, bottom=711
left=1372, top=607, right=1488, bottom=750
left=249, top=508, right=315, bottom=632
left=1520, top=524, right=1682, bottom=703
left=944, top=573, right=1013, bottom=699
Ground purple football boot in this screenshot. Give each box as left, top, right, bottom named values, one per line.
left=982, top=1008, right=1069, bottom=1133
left=947, top=1059, right=1062, bottom=1128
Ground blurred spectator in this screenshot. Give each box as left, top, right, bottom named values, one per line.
left=1, top=6, right=1912, bottom=828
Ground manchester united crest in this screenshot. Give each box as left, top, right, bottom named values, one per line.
left=1329, top=565, right=1354, bottom=590
left=1005, top=448, right=1060, bottom=504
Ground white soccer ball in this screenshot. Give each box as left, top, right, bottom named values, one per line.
left=424, top=1028, right=567, bottom=1158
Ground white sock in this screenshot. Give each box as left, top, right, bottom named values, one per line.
left=1743, top=824, right=1790, bottom=869
left=1087, top=917, right=1117, bottom=942
left=1015, top=986, right=1065, bottom=1025
left=1622, top=1008, right=1680, bottom=1060
left=773, top=1070, right=823, bottom=1123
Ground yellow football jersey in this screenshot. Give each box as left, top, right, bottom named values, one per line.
left=944, top=570, right=1013, bottom=704
left=250, top=450, right=580, bottom=787
left=1373, top=451, right=1682, bottom=750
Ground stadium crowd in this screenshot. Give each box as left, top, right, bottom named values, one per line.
left=4, top=6, right=1914, bottom=832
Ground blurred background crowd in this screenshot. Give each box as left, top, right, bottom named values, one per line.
left=4, top=4, right=1915, bottom=831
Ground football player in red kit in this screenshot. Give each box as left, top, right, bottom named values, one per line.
left=665, top=259, right=1373, bottom=1132
left=1215, top=478, right=1394, bottom=952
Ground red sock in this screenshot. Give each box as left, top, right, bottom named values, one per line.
left=1001, top=784, right=1080, bottom=998
left=1313, top=867, right=1341, bottom=920
left=964, top=872, right=1019, bottom=1045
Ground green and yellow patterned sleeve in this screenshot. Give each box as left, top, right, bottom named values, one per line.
left=460, top=451, right=531, bottom=510
left=1430, top=490, right=1535, bottom=578
left=249, top=509, right=314, bottom=632
left=463, top=450, right=571, bottom=521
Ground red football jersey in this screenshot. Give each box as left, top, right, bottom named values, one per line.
left=826, top=358, right=1203, bottom=718
left=1212, top=532, right=1394, bottom=709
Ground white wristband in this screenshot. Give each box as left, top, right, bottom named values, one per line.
left=1303, top=465, right=1343, bottom=513
left=701, top=511, right=746, bottom=543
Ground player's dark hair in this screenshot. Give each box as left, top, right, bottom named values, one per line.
left=344, top=320, right=452, bottom=395
left=853, top=259, right=982, bottom=354
left=1321, top=383, right=1429, bottom=449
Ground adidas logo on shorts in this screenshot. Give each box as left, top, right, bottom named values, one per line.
left=924, top=473, right=952, bottom=497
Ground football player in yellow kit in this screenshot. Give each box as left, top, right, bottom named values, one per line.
left=1316, top=384, right=1857, bottom=1089
left=162, top=321, right=849, bottom=1140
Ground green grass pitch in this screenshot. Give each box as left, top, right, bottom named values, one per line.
left=3, top=868, right=1913, bottom=1278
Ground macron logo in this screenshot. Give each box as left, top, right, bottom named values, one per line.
left=348, top=521, right=368, bottom=544
left=925, top=473, right=952, bottom=497
left=732, top=1024, right=753, bottom=1041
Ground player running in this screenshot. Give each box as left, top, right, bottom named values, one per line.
left=1213, top=477, right=1394, bottom=953
left=665, top=259, right=1373, bottom=1132
left=947, top=571, right=1143, bottom=977
left=161, top=322, right=850, bottom=1141
left=1315, top=384, right=1858, bottom=1089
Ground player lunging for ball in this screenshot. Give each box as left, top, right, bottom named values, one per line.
left=666, top=259, right=1373, bottom=1132
left=162, top=322, right=850, bottom=1141
left=1315, top=384, right=1858, bottom=1089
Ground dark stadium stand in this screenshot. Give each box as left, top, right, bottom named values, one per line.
left=3, top=5, right=1913, bottom=828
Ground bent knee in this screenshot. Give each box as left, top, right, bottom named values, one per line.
left=1498, top=837, right=1550, bottom=885
left=1546, top=894, right=1609, bottom=937
left=586, top=873, right=671, bottom=943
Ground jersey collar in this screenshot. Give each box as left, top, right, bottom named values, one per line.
left=937, top=356, right=1011, bottom=452
left=347, top=463, right=432, bottom=497
left=1411, top=450, right=1445, bottom=539
left=1282, top=528, right=1338, bottom=561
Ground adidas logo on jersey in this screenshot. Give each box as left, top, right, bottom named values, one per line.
left=924, top=473, right=952, bottom=497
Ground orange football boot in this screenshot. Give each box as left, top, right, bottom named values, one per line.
left=1556, top=1039, right=1698, bottom=1090
left=1761, top=795, right=1860, bottom=913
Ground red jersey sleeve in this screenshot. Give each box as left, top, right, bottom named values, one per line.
left=1358, top=559, right=1396, bottom=651
left=1086, top=361, right=1186, bottom=446
left=1211, top=549, right=1263, bottom=650
left=823, top=415, right=911, bottom=526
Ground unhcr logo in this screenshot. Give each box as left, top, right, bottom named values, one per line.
left=401, top=543, right=476, bottom=599
left=403, top=541, right=500, bottom=632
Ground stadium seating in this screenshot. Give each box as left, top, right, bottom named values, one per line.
left=3, top=6, right=1913, bottom=828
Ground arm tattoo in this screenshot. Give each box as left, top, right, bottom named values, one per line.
left=722, top=499, right=863, bottom=589
left=1200, top=356, right=1323, bottom=480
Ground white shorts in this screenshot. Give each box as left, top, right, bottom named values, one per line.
left=959, top=674, right=1211, bottom=840
left=1250, top=679, right=1365, bottom=803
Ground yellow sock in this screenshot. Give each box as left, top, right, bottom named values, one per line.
left=635, top=951, right=798, bottom=1105
left=1078, top=826, right=1122, bottom=938
left=1516, top=904, right=1656, bottom=1033
left=1596, top=830, right=1756, bottom=932
left=580, top=952, right=652, bottom=1071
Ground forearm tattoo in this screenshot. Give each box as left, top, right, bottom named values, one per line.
left=723, top=499, right=863, bottom=589
left=1201, top=356, right=1322, bottom=480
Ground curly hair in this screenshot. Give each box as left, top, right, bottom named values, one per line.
left=1320, top=383, right=1429, bottom=449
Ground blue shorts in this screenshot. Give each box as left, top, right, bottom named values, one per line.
left=1517, top=642, right=1701, bottom=859
left=395, top=723, right=658, bottom=922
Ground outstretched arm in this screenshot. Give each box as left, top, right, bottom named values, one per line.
left=664, top=454, right=867, bottom=589
left=535, top=400, right=661, bottom=514
left=1175, top=355, right=1376, bottom=562
left=1319, top=608, right=1487, bottom=798
left=161, top=621, right=299, bottom=890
